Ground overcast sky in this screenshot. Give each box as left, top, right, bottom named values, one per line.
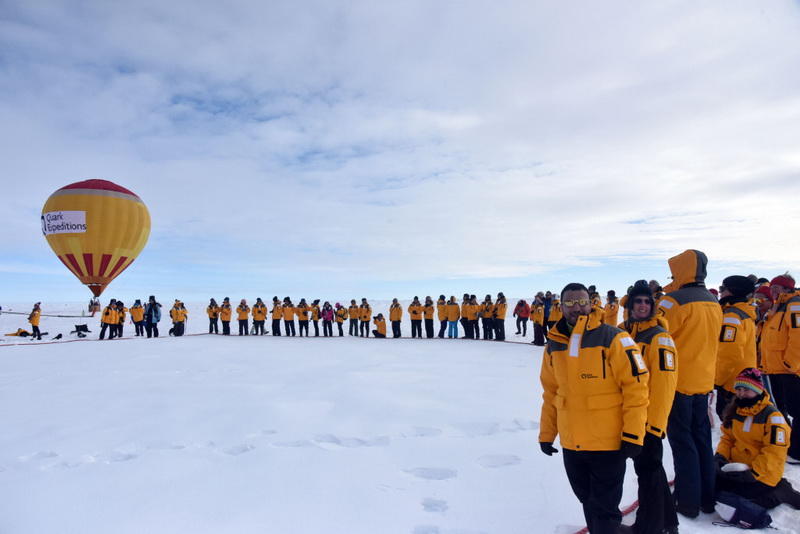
left=2, top=0, right=800, bottom=304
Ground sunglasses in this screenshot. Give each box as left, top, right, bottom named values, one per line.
left=632, top=297, right=651, bottom=304
left=562, top=298, right=590, bottom=307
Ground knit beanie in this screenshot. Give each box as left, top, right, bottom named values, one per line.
left=734, top=368, right=765, bottom=396
left=626, top=280, right=654, bottom=310
left=770, top=274, right=795, bottom=290
left=755, top=285, right=773, bottom=301
left=721, top=275, right=755, bottom=299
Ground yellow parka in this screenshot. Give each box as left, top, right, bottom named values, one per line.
left=117, top=306, right=128, bottom=324
left=760, top=290, right=800, bottom=375
left=549, top=300, right=562, bottom=323
left=171, top=306, right=188, bottom=323
left=494, top=300, right=507, bottom=320
left=282, top=305, right=295, bottom=321
left=423, top=304, right=435, bottom=319
left=531, top=304, right=545, bottom=326
left=373, top=317, right=387, bottom=336
left=481, top=302, right=495, bottom=319
left=716, top=393, right=790, bottom=487
left=310, top=304, right=320, bottom=321
left=220, top=304, right=232, bottom=321
left=236, top=305, right=250, bottom=321
left=408, top=303, right=424, bottom=320
left=446, top=302, right=460, bottom=321
left=359, top=305, right=372, bottom=322
left=102, top=306, right=118, bottom=325
left=389, top=303, right=403, bottom=322
left=207, top=305, right=220, bottom=319
left=604, top=300, right=619, bottom=325
left=335, top=307, right=348, bottom=323
left=657, top=249, right=723, bottom=395
left=437, top=299, right=447, bottom=321
left=624, top=315, right=678, bottom=438
left=715, top=301, right=757, bottom=392
left=252, top=304, right=268, bottom=321
left=271, top=303, right=283, bottom=319
left=28, top=308, right=41, bottom=327
left=462, top=303, right=479, bottom=321
left=348, top=305, right=360, bottom=321
left=130, top=304, right=145, bottom=322
left=296, top=304, right=309, bottom=321
left=539, top=309, right=650, bottom=451
left=619, top=295, right=629, bottom=322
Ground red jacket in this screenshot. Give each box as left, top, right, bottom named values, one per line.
left=514, top=302, right=531, bottom=319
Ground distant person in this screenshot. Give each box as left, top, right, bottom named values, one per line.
left=436, top=295, right=448, bottom=338
left=271, top=297, right=283, bottom=336
left=716, top=368, right=800, bottom=510
left=335, top=303, right=347, bottom=336
left=321, top=301, right=334, bottom=337
left=372, top=313, right=387, bottom=338
left=548, top=295, right=562, bottom=330
left=468, top=295, right=480, bottom=339
left=542, top=290, right=553, bottom=333
left=481, top=295, right=494, bottom=340
left=424, top=296, right=435, bottom=338
left=130, top=299, right=145, bottom=336
left=236, top=299, right=250, bottom=336
left=252, top=298, right=267, bottom=335
left=459, top=294, right=471, bottom=339
left=282, top=298, right=296, bottom=336
left=219, top=297, right=232, bottom=335
left=170, top=300, right=187, bottom=336
left=389, top=298, right=403, bottom=338
left=446, top=296, right=460, bottom=338
left=359, top=299, right=371, bottom=337
left=409, top=296, right=423, bottom=338
left=100, top=299, right=118, bottom=340
left=604, top=290, right=619, bottom=325
left=513, top=299, right=530, bottom=336
left=311, top=299, right=321, bottom=337
left=144, top=295, right=162, bottom=338
left=658, top=249, right=723, bottom=518
left=28, top=302, right=42, bottom=340
left=116, top=300, right=127, bottom=338
left=348, top=300, right=360, bottom=336
left=296, top=298, right=310, bottom=337
left=207, top=298, right=220, bottom=334
left=494, top=292, right=507, bottom=341
left=531, top=294, right=545, bottom=345
left=540, top=282, right=649, bottom=534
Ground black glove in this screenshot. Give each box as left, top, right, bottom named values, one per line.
left=540, top=442, right=559, bottom=456
left=620, top=441, right=642, bottom=458
left=714, top=453, right=728, bottom=470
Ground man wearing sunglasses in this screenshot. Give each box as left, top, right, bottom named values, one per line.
left=539, top=282, right=649, bottom=534
left=658, top=249, right=723, bottom=518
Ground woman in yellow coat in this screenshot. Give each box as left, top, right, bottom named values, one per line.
left=389, top=298, right=403, bottom=338
left=219, top=297, right=232, bottom=335
left=296, top=298, right=310, bottom=337
left=236, top=299, right=250, bottom=336
left=424, top=296, right=435, bottom=338
left=28, top=302, right=42, bottom=340
left=130, top=299, right=145, bottom=336
left=372, top=313, right=387, bottom=338
left=335, top=303, right=348, bottom=337
left=169, top=301, right=188, bottom=337
left=359, top=299, right=372, bottom=337
left=481, top=295, right=495, bottom=340
left=282, top=297, right=296, bottom=336
left=270, top=297, right=283, bottom=336
left=409, top=296, right=424, bottom=338
left=310, top=299, right=321, bottom=337
left=100, top=300, right=118, bottom=340
left=436, top=295, right=448, bottom=338
left=446, top=296, right=460, bottom=338
left=207, top=298, right=220, bottom=334
left=494, top=292, right=507, bottom=341
left=348, top=300, right=360, bottom=337
left=252, top=298, right=268, bottom=335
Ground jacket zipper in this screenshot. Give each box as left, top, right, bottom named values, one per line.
left=601, top=349, right=607, bottom=379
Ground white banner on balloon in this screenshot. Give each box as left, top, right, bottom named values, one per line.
left=41, top=211, right=87, bottom=235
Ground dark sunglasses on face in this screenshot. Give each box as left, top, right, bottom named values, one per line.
left=563, top=298, right=590, bottom=307
left=632, top=297, right=651, bottom=304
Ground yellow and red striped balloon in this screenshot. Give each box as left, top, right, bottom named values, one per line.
left=41, top=179, right=151, bottom=297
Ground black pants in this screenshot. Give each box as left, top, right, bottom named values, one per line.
left=323, top=320, right=332, bottom=336
left=360, top=320, right=369, bottom=337
left=460, top=317, right=471, bottom=338
left=30, top=325, right=41, bottom=340
left=299, top=320, right=309, bottom=337
left=238, top=319, right=248, bottom=335
left=222, top=321, right=230, bottom=335
left=209, top=318, right=218, bottom=334
left=116, top=324, right=124, bottom=337
left=717, top=472, right=800, bottom=510
left=145, top=322, right=159, bottom=338
left=135, top=321, right=144, bottom=336
left=533, top=322, right=545, bottom=346
left=482, top=318, right=494, bottom=340
left=337, top=322, right=344, bottom=336
left=100, top=323, right=116, bottom=340
left=172, top=322, right=185, bottom=336
left=515, top=317, right=528, bottom=335
left=349, top=319, right=358, bottom=336
left=769, top=374, right=800, bottom=458
left=494, top=319, right=505, bottom=341
left=425, top=318, right=434, bottom=338
left=632, top=433, right=678, bottom=534
left=312, top=320, right=319, bottom=336
left=254, top=320, right=265, bottom=335
left=563, top=449, right=626, bottom=534
left=392, top=321, right=401, bottom=338
left=470, top=319, right=479, bottom=339
left=285, top=320, right=296, bottom=336
left=411, top=319, right=422, bottom=338
left=438, top=320, right=447, bottom=338
left=714, top=386, right=734, bottom=420
left=667, top=392, right=715, bottom=516
left=372, top=330, right=385, bottom=338
left=272, top=319, right=281, bottom=336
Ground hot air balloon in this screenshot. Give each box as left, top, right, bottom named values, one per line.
left=41, top=179, right=151, bottom=297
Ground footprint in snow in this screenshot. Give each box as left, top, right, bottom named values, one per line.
left=503, top=419, right=539, bottom=432
left=404, top=467, right=458, bottom=480
left=18, top=451, right=58, bottom=462
left=314, top=434, right=391, bottom=448
left=413, top=526, right=440, bottom=534
left=224, top=444, right=255, bottom=456
left=476, top=454, right=521, bottom=468
left=453, top=422, right=499, bottom=437
left=421, top=498, right=448, bottom=513
left=272, top=439, right=316, bottom=448
left=106, top=451, right=137, bottom=463
left=405, top=427, right=442, bottom=438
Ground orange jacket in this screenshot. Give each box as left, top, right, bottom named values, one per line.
left=373, top=317, right=387, bottom=336
left=207, top=305, right=220, bottom=319
left=423, top=304, right=435, bottom=319
left=408, top=303, right=424, bottom=320
left=220, top=304, right=232, bottom=321
left=236, top=305, right=250, bottom=321
left=494, top=300, right=507, bottom=319
left=359, top=305, right=372, bottom=322
left=549, top=301, right=562, bottom=323
left=252, top=304, right=268, bottom=321
left=437, top=299, right=447, bottom=321
left=604, top=300, right=619, bottom=325
left=310, top=304, right=320, bottom=321
left=389, top=304, right=403, bottom=322
left=715, top=301, right=757, bottom=392
left=28, top=308, right=41, bottom=327
left=348, top=305, right=360, bottom=320
left=282, top=305, right=295, bottom=321
left=760, top=291, right=800, bottom=375
left=271, top=303, right=283, bottom=319
left=446, top=302, right=460, bottom=321
left=461, top=303, right=479, bottom=321
left=296, top=304, right=309, bottom=321
left=481, top=302, right=495, bottom=319
left=101, top=306, right=118, bottom=325
left=657, top=250, right=723, bottom=394
left=171, top=306, right=188, bottom=323
left=335, top=307, right=348, bottom=323
left=130, top=304, right=145, bottom=322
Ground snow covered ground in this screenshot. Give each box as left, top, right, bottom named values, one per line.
left=1, top=302, right=798, bottom=533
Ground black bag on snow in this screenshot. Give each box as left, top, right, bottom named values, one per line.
left=715, top=491, right=772, bottom=529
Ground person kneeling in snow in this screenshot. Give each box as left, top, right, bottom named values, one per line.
left=372, top=314, right=387, bottom=338
left=715, top=368, right=800, bottom=510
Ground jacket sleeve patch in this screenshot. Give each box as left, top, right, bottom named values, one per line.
left=626, top=348, right=648, bottom=376
left=619, top=335, right=636, bottom=348
left=723, top=316, right=741, bottom=325
left=659, top=348, right=676, bottom=372
left=719, top=325, right=737, bottom=342
left=793, top=313, right=800, bottom=329
left=771, top=426, right=788, bottom=446
left=658, top=336, right=675, bottom=348
left=771, top=414, right=786, bottom=425
left=659, top=300, right=674, bottom=310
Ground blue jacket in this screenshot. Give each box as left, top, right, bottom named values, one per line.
left=144, top=302, right=162, bottom=323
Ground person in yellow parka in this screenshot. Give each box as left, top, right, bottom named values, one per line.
left=540, top=282, right=649, bottom=534
left=310, top=299, right=321, bottom=337
left=424, top=296, right=435, bottom=338
left=389, top=298, right=403, bottom=338
left=130, top=299, right=145, bottom=337
left=493, top=292, right=507, bottom=341
left=236, top=299, right=250, bottom=336
left=714, top=276, right=757, bottom=419
left=170, top=300, right=188, bottom=337
left=548, top=296, right=562, bottom=329
left=334, top=302, right=347, bottom=337
left=716, top=368, right=800, bottom=510
left=116, top=301, right=128, bottom=338
left=270, top=297, right=283, bottom=336
left=603, top=290, right=619, bottom=326
left=481, top=295, right=495, bottom=341
left=657, top=249, right=723, bottom=518
left=252, top=298, right=268, bottom=335
left=219, top=297, right=233, bottom=335
left=359, top=299, right=372, bottom=337
left=619, top=289, right=631, bottom=323
left=446, top=296, right=460, bottom=338
left=207, top=298, right=220, bottom=334
left=468, top=295, right=481, bottom=340
left=282, top=297, right=296, bottom=337
left=622, top=280, right=679, bottom=534
left=100, top=299, right=118, bottom=340
left=436, top=295, right=448, bottom=338
left=348, top=299, right=360, bottom=337
left=28, top=302, right=42, bottom=340
left=296, top=298, right=310, bottom=337
left=372, top=313, right=387, bottom=338
left=409, top=296, right=424, bottom=338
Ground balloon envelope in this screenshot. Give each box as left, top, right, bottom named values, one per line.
left=41, top=179, right=151, bottom=297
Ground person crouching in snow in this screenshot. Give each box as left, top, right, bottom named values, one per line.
left=715, top=367, right=800, bottom=510
left=28, top=302, right=42, bottom=340
left=372, top=313, right=387, bottom=338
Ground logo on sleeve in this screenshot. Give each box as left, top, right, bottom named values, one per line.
left=719, top=325, right=737, bottom=342
left=659, top=348, right=676, bottom=372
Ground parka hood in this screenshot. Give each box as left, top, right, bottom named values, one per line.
left=666, top=249, right=708, bottom=290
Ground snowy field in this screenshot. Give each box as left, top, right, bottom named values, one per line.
left=1, top=302, right=799, bottom=533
